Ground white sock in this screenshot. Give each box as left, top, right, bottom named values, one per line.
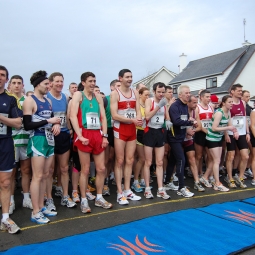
left=133, top=179, right=139, bottom=185
left=2, top=213, right=9, bottom=222
left=10, top=195, right=14, bottom=203
left=81, top=197, right=87, bottom=202
left=96, top=194, right=102, bottom=200
left=158, top=187, right=163, bottom=191
left=145, top=187, right=151, bottom=192
left=140, top=179, right=145, bottom=184
left=23, top=193, right=30, bottom=200
left=124, top=189, right=131, bottom=194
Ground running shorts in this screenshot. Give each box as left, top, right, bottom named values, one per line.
left=143, top=128, right=165, bottom=148
left=226, top=135, right=248, bottom=151
left=194, top=131, right=207, bottom=147
left=54, top=131, right=71, bottom=155
left=0, top=138, right=16, bottom=170
left=15, top=146, right=29, bottom=162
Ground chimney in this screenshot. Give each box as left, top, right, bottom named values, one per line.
left=179, top=53, right=187, bottom=73
left=242, top=40, right=252, bottom=47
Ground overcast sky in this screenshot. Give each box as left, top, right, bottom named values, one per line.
left=1, top=0, right=255, bottom=95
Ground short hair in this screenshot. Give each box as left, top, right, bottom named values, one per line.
left=188, top=95, right=197, bottom=102
left=26, top=91, right=34, bottom=96
left=30, top=70, right=48, bottom=86
left=69, top=82, right=77, bottom=88
left=110, top=79, right=119, bottom=87
left=0, top=65, right=9, bottom=79
left=177, top=84, right=190, bottom=95
left=100, top=92, right=105, bottom=95
left=81, top=72, right=95, bottom=82
left=165, top=85, right=173, bottom=91
left=152, top=82, right=166, bottom=92
left=242, top=90, right=250, bottom=96
left=48, top=72, right=64, bottom=82
left=136, top=83, right=145, bottom=90
left=10, top=75, right=23, bottom=84
left=231, top=83, right=243, bottom=92
left=139, top=87, right=149, bottom=95
left=200, top=89, right=211, bottom=98
left=118, top=69, right=131, bottom=78
left=94, top=85, right=99, bottom=89
left=78, top=82, right=84, bottom=91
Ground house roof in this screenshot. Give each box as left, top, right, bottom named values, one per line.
left=170, top=46, right=252, bottom=85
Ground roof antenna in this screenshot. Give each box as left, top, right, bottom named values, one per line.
left=243, top=18, right=246, bottom=42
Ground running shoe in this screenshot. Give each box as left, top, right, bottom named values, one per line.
left=144, top=189, right=154, bottom=199
left=227, top=178, right=237, bottom=188
left=109, top=172, right=114, bottom=181
left=194, top=182, right=205, bottom=192
left=41, top=207, right=57, bottom=217
left=117, top=193, right=129, bottom=205
left=244, top=168, right=253, bottom=178
left=213, top=183, right=229, bottom=192
left=31, top=211, right=50, bottom=224
left=233, top=175, right=247, bottom=188
left=131, top=182, right=143, bottom=193
left=164, top=182, right=179, bottom=191
left=124, top=191, right=141, bottom=201
left=177, top=187, right=194, bottom=198
left=139, top=182, right=146, bottom=189
left=46, top=198, right=56, bottom=212
left=88, top=184, right=96, bottom=192
left=95, top=197, right=112, bottom=209
left=72, top=191, right=80, bottom=203
left=9, top=202, right=15, bottom=215
left=157, top=188, right=170, bottom=199
left=199, top=176, right=212, bottom=188
left=173, top=173, right=178, bottom=182
left=54, top=187, right=63, bottom=197
left=86, top=190, right=96, bottom=200
left=61, top=196, right=77, bottom=207
left=102, top=185, right=110, bottom=196
left=251, top=179, right=255, bottom=186
left=80, top=199, right=91, bottom=213
left=23, top=198, right=33, bottom=209
left=209, top=176, right=216, bottom=186
left=0, top=218, right=20, bottom=234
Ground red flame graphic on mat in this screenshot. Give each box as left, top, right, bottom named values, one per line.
left=225, top=209, right=255, bottom=225
left=107, top=235, right=165, bottom=254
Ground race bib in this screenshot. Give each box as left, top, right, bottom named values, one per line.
left=86, top=112, right=100, bottom=129
left=150, top=112, right=164, bottom=126
left=201, top=119, right=212, bottom=129
left=54, top=112, right=67, bottom=128
left=247, top=116, right=251, bottom=127
left=0, top=113, right=8, bottom=135
left=233, top=116, right=244, bottom=129
left=180, top=114, right=188, bottom=129
left=125, top=109, right=136, bottom=119
left=45, top=128, right=54, bottom=146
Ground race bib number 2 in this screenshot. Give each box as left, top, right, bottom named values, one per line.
left=151, top=112, right=164, bottom=126
left=0, top=113, right=8, bottom=135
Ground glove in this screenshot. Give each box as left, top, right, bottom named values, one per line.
left=165, top=120, right=173, bottom=130
left=158, top=97, right=168, bottom=108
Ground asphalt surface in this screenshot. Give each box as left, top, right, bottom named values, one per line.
left=1, top=173, right=255, bottom=254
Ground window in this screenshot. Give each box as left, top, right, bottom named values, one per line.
left=206, top=77, right=217, bottom=88
left=173, top=85, right=178, bottom=94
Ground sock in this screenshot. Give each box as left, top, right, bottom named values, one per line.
left=23, top=193, right=30, bottom=200
left=124, top=189, right=131, bottom=194
left=10, top=195, right=14, bottom=203
left=96, top=194, right=102, bottom=200
left=133, top=179, right=139, bottom=185
left=145, top=187, right=151, bottom=191
left=72, top=167, right=79, bottom=173
left=158, top=187, right=163, bottom=191
left=81, top=197, right=87, bottom=202
left=2, top=213, right=9, bottom=222
left=140, top=179, right=145, bottom=184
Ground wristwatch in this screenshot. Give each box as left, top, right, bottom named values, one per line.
left=102, top=133, right=108, bottom=138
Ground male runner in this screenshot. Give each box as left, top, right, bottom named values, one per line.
left=110, top=69, right=143, bottom=205
left=0, top=65, right=22, bottom=234
left=69, top=82, right=78, bottom=100
left=70, top=71, right=112, bottom=213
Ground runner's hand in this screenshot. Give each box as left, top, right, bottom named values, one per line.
left=158, top=98, right=168, bottom=108
left=228, top=126, right=236, bottom=132
left=133, top=118, right=143, bottom=127
left=78, top=135, right=89, bottom=145
left=246, top=133, right=250, bottom=142
left=225, top=134, right=231, bottom=143
left=48, top=117, right=61, bottom=124
left=165, top=120, right=173, bottom=130
left=102, top=137, right=109, bottom=148
left=52, top=124, right=60, bottom=136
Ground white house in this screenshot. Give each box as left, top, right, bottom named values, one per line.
left=169, top=43, right=255, bottom=98
left=133, top=66, right=177, bottom=91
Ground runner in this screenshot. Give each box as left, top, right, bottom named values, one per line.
left=110, top=69, right=143, bottom=205
left=10, top=75, right=33, bottom=211
left=143, top=82, right=172, bottom=199
left=0, top=65, right=22, bottom=234
left=167, top=84, right=196, bottom=198
left=23, top=70, right=61, bottom=224
left=206, top=95, right=238, bottom=191
left=70, top=71, right=112, bottom=213
left=225, top=84, right=250, bottom=188
left=69, top=83, right=78, bottom=101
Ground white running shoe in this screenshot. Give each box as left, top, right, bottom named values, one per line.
left=164, top=182, right=179, bottom=191
left=117, top=193, right=129, bottom=205
left=173, top=173, right=178, bottom=182
left=9, top=202, right=15, bottom=215
left=23, top=198, right=33, bottom=209
left=177, top=187, right=194, bottom=198
left=213, top=183, right=229, bottom=192
left=144, top=188, right=154, bottom=199
left=124, top=191, right=141, bottom=201
left=244, top=168, right=253, bottom=178
left=199, top=176, right=212, bottom=188
left=157, top=188, right=170, bottom=199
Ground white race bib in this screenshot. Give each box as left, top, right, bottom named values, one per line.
left=45, top=128, right=55, bottom=146
left=0, top=113, right=8, bottom=135
left=86, top=112, right=100, bottom=129
left=247, top=116, right=251, bottom=127
left=233, top=116, right=244, bottom=129
left=150, top=112, right=164, bottom=126
left=180, top=114, right=188, bottom=129
left=201, top=119, right=212, bottom=129
left=125, top=109, right=136, bottom=120
left=54, top=112, right=67, bottom=129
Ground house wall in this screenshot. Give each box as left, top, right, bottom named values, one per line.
left=147, top=70, right=174, bottom=91
left=235, top=52, right=255, bottom=97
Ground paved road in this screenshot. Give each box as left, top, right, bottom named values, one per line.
left=1, top=175, right=255, bottom=253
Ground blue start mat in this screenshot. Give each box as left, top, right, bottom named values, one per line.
left=242, top=197, right=255, bottom=205
left=2, top=200, right=255, bottom=255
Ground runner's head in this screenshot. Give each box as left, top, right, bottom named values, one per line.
left=81, top=72, right=96, bottom=93
left=94, top=85, right=100, bottom=94
left=0, top=65, right=9, bottom=90
left=49, top=72, right=64, bottom=93
left=136, top=83, right=146, bottom=91
left=165, top=86, right=173, bottom=100
left=152, top=82, right=165, bottom=101
left=26, top=91, right=34, bottom=96
left=220, top=95, right=233, bottom=110
left=139, top=87, right=150, bottom=104
left=230, top=84, right=243, bottom=99
left=187, top=95, right=198, bottom=110
left=9, top=75, right=24, bottom=96
left=69, top=82, right=77, bottom=97
left=110, top=79, right=120, bottom=91
left=210, top=94, right=219, bottom=108
left=242, top=90, right=250, bottom=103
left=178, top=84, right=190, bottom=103
left=100, top=92, right=105, bottom=98
left=199, top=89, right=211, bottom=105
left=30, top=70, right=49, bottom=95
left=118, top=69, right=132, bottom=88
